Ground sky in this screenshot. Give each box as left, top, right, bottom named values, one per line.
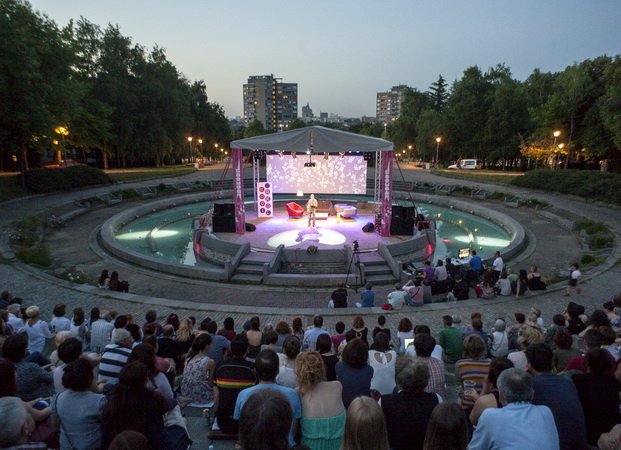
left=28, top=0, right=621, bottom=118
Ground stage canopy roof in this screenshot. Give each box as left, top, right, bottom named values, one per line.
left=230, top=125, right=394, bottom=153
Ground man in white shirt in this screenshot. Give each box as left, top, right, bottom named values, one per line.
left=90, top=312, right=115, bottom=353
left=434, top=260, right=448, bottom=281
left=7, top=304, right=24, bottom=333
left=492, top=251, right=504, bottom=282
left=386, top=283, right=406, bottom=310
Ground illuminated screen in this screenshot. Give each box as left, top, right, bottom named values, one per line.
left=266, top=155, right=367, bottom=194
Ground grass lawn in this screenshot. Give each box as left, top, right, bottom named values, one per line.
left=436, top=170, right=523, bottom=184
left=0, top=175, right=28, bottom=202
left=106, top=166, right=196, bottom=183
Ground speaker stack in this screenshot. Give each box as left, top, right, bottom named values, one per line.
left=390, top=205, right=415, bottom=236
left=212, top=202, right=236, bottom=233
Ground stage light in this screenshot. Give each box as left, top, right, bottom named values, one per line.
left=339, top=152, right=345, bottom=160
left=278, top=150, right=284, bottom=159
left=324, top=153, right=329, bottom=160
left=291, top=152, right=297, bottom=159
left=306, top=150, right=311, bottom=155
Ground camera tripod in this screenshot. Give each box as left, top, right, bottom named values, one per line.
left=344, top=241, right=364, bottom=292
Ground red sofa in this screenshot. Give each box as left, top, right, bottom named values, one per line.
left=286, top=202, right=304, bottom=218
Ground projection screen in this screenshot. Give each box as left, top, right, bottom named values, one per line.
left=266, top=155, right=368, bottom=194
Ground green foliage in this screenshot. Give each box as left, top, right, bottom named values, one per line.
left=512, top=169, right=621, bottom=205
left=588, top=235, right=614, bottom=250
left=52, top=269, right=91, bottom=284
left=14, top=214, right=45, bottom=232
left=576, top=219, right=609, bottom=235
left=24, top=166, right=113, bottom=193
left=111, top=188, right=140, bottom=200
left=287, top=118, right=306, bottom=130
left=488, top=191, right=510, bottom=201
left=244, top=119, right=268, bottom=138
left=581, top=254, right=595, bottom=264
left=14, top=244, right=52, bottom=267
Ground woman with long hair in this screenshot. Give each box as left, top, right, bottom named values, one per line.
left=291, top=316, right=304, bottom=341
left=350, top=316, right=369, bottom=348
left=246, top=316, right=263, bottom=360
left=24, top=305, right=53, bottom=356
left=275, top=320, right=292, bottom=347
left=469, top=357, right=514, bottom=425
left=217, top=317, right=236, bottom=341
left=175, top=317, right=195, bottom=354
left=342, top=396, right=389, bottom=450
left=423, top=402, right=468, bottom=450
left=102, top=362, right=186, bottom=450
left=368, top=332, right=397, bottom=395
left=180, top=334, right=215, bottom=404
left=276, top=335, right=301, bottom=389
left=316, top=333, right=339, bottom=381
left=295, top=350, right=345, bottom=450
left=165, top=314, right=180, bottom=332
left=98, top=270, right=110, bottom=289
left=128, top=344, right=173, bottom=400
left=336, top=338, right=373, bottom=409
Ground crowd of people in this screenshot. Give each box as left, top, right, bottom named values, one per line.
left=1, top=286, right=621, bottom=450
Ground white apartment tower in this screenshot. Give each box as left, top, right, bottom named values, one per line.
left=243, top=75, right=298, bottom=132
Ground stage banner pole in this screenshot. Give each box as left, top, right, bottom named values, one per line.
left=232, top=148, right=246, bottom=234
left=380, top=151, right=393, bottom=237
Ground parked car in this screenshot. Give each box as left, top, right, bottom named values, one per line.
left=448, top=159, right=479, bottom=170
left=44, top=160, right=86, bottom=169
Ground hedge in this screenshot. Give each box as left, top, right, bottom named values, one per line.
left=24, top=166, right=113, bottom=193
left=511, top=169, right=621, bottom=205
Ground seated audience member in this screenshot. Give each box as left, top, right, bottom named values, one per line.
left=421, top=280, right=433, bottom=304
left=372, top=315, right=391, bottom=343
left=213, top=334, right=257, bottom=434
left=245, top=316, right=263, bottom=360
left=49, top=331, right=74, bottom=368
left=128, top=344, right=173, bottom=400
left=157, top=325, right=185, bottom=369
left=565, top=301, right=587, bottom=336
left=261, top=329, right=281, bottom=354
left=565, top=329, right=616, bottom=374
left=296, top=351, right=345, bottom=449
left=24, top=306, right=52, bottom=356
left=603, top=301, right=619, bottom=329
left=181, top=334, right=214, bottom=404
left=445, top=257, right=459, bottom=279
left=143, top=310, right=163, bottom=337
left=515, top=269, right=529, bottom=297
left=544, top=314, right=568, bottom=348
left=108, top=271, right=129, bottom=292
left=495, top=272, right=512, bottom=296
left=411, top=333, right=446, bottom=400
left=107, top=430, right=151, bottom=450
left=0, top=396, right=45, bottom=450
left=358, top=283, right=375, bottom=308
left=406, top=325, right=443, bottom=360
left=90, top=312, right=115, bottom=354
left=336, top=338, right=374, bottom=409
left=102, top=362, right=189, bottom=450
left=69, top=307, right=88, bottom=344
left=368, top=332, right=397, bottom=396
left=7, top=304, right=24, bottom=334
left=350, top=316, right=369, bottom=348
left=277, top=336, right=301, bottom=389
left=527, top=266, right=546, bottom=291
left=463, top=318, right=489, bottom=346
left=578, top=309, right=610, bottom=339
left=447, top=275, right=469, bottom=302
left=403, top=279, right=424, bottom=306
left=469, top=357, right=514, bottom=426
left=291, top=317, right=305, bottom=341
left=508, top=323, right=544, bottom=371
left=205, top=320, right=231, bottom=365
left=51, top=358, right=107, bottom=450
left=385, top=283, right=406, bottom=310
left=423, top=402, right=468, bottom=450
left=303, top=315, right=330, bottom=351
left=53, top=337, right=84, bottom=393
left=142, top=335, right=173, bottom=375
left=238, top=388, right=293, bottom=450
left=572, top=348, right=621, bottom=446
left=469, top=368, right=559, bottom=449
left=342, top=396, right=390, bottom=450
left=381, top=359, right=441, bottom=450
left=164, top=314, right=180, bottom=332
left=338, top=330, right=357, bottom=354
left=234, top=349, right=301, bottom=448
left=451, top=314, right=467, bottom=335
left=438, top=315, right=463, bottom=363
left=331, top=321, right=346, bottom=352
left=525, top=343, right=587, bottom=450
left=316, top=333, right=338, bottom=382
left=507, top=313, right=526, bottom=349
left=489, top=319, right=508, bottom=358
left=552, top=330, right=581, bottom=373
left=49, top=303, right=71, bottom=332
left=216, top=317, right=236, bottom=342
left=397, top=318, right=414, bottom=353
left=455, top=335, right=491, bottom=411
left=4, top=333, right=54, bottom=401
left=274, top=320, right=292, bottom=348
left=599, top=326, right=620, bottom=361
left=99, top=329, right=134, bottom=384
left=175, top=318, right=195, bottom=355
left=331, top=282, right=348, bottom=308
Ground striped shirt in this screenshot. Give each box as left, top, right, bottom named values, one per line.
left=455, top=358, right=491, bottom=408
left=90, top=319, right=115, bottom=353
left=99, top=344, right=132, bottom=384
left=214, top=358, right=257, bottom=433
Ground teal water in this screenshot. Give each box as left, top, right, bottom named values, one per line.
left=114, top=196, right=511, bottom=266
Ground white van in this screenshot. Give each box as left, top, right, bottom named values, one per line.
left=448, top=159, right=479, bottom=170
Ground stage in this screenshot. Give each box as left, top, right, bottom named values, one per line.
left=212, top=207, right=406, bottom=251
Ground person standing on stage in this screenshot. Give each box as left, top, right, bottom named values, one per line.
left=307, top=194, right=318, bottom=228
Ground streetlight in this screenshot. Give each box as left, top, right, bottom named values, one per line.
left=214, top=143, right=219, bottom=162
left=54, top=126, right=69, bottom=162
left=435, top=137, right=441, bottom=169
left=553, top=131, right=560, bottom=170
left=558, top=143, right=565, bottom=169
left=408, top=145, right=413, bottom=163
left=187, top=137, right=193, bottom=163
left=198, top=139, right=203, bottom=163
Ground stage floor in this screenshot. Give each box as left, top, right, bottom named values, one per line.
left=213, top=209, right=406, bottom=251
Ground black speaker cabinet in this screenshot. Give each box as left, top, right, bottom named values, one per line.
left=362, top=222, right=374, bottom=232
left=213, top=215, right=235, bottom=232
left=214, top=203, right=235, bottom=216
left=392, top=205, right=405, bottom=219
left=390, top=218, right=415, bottom=236
left=404, top=206, right=417, bottom=219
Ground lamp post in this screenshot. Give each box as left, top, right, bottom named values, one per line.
left=187, top=137, right=193, bottom=163
left=198, top=139, right=203, bottom=163
left=558, top=143, right=565, bottom=169
left=435, top=137, right=441, bottom=169
left=408, top=145, right=413, bottom=163
left=54, top=126, right=69, bottom=162
left=553, top=131, right=560, bottom=169
left=214, top=143, right=219, bottom=162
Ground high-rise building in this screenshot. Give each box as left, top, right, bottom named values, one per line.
left=243, top=75, right=298, bottom=132
left=376, top=85, right=409, bottom=122
left=301, top=102, right=314, bottom=123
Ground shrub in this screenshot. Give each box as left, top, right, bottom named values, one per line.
left=589, top=235, right=614, bottom=250
left=512, top=169, right=621, bottom=205
left=52, top=269, right=91, bottom=284
left=581, top=254, right=595, bottom=264
left=14, top=244, right=52, bottom=267
left=24, top=166, right=113, bottom=193
left=111, top=188, right=140, bottom=200
left=14, top=214, right=45, bottom=232
left=577, top=219, right=608, bottom=235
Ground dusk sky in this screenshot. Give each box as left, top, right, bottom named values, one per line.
left=28, top=0, right=620, bottom=118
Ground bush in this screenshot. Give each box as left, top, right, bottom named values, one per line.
left=24, top=166, right=113, bottom=193
left=52, top=269, right=91, bottom=284
left=581, top=254, right=595, bottom=264
left=577, top=219, right=608, bottom=235
left=589, top=235, right=614, bottom=250
left=512, top=169, right=621, bottom=205
left=14, top=244, right=52, bottom=267
left=111, top=188, right=140, bottom=200
left=14, top=214, right=45, bottom=232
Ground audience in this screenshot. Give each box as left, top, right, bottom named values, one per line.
left=438, top=315, right=463, bottom=363
left=303, top=315, right=330, bottom=350
left=316, top=333, right=339, bottom=381
left=469, top=357, right=514, bottom=426
left=455, top=334, right=490, bottom=410
left=411, top=333, right=446, bottom=400
left=238, top=388, right=294, bottom=450
left=372, top=315, right=391, bottom=342
left=350, top=316, right=369, bottom=347
left=99, top=328, right=134, bottom=384
left=397, top=317, right=414, bottom=353
left=276, top=335, right=301, bottom=389
left=246, top=316, right=263, bottom=359
left=507, top=322, right=544, bottom=370
left=180, top=334, right=215, bottom=405
left=336, top=338, right=373, bottom=409
left=90, top=312, right=115, bottom=353
left=552, top=330, right=581, bottom=372
left=368, top=332, right=397, bottom=396
left=3, top=333, right=54, bottom=401
left=489, top=319, right=508, bottom=357
left=381, top=359, right=440, bottom=450
left=342, top=396, right=389, bottom=450
left=296, top=350, right=345, bottom=449
left=0, top=397, right=43, bottom=450
left=205, top=320, right=231, bottom=364
left=331, top=321, right=346, bottom=351
left=423, top=402, right=468, bottom=450
left=274, top=320, right=292, bottom=347
left=24, top=306, right=52, bottom=356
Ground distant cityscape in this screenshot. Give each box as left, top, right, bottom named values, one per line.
left=233, top=74, right=405, bottom=130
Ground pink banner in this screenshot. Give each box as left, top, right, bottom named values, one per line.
left=232, top=148, right=246, bottom=234
left=380, top=151, right=393, bottom=236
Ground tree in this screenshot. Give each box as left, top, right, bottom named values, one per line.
left=244, top=119, right=267, bottom=138
left=286, top=118, right=306, bottom=130
left=427, top=75, right=448, bottom=111
left=392, top=88, right=430, bottom=150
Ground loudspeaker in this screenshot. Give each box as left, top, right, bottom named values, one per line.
left=214, top=203, right=235, bottom=216
left=390, top=218, right=415, bottom=236
left=404, top=206, right=416, bottom=219
left=245, top=223, right=256, bottom=232
left=362, top=222, right=374, bottom=232
left=213, top=215, right=235, bottom=232
left=392, top=205, right=405, bottom=219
